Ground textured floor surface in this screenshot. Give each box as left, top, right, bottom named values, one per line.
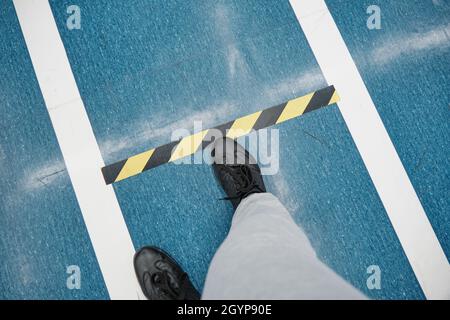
left=0, top=0, right=448, bottom=299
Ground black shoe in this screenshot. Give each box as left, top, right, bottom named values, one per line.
left=212, top=138, right=266, bottom=209
left=133, top=246, right=200, bottom=300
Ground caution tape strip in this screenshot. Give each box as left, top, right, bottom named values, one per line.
left=102, top=85, right=339, bottom=184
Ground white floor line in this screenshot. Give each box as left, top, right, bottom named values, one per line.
left=289, top=0, right=450, bottom=299
left=14, top=0, right=144, bottom=300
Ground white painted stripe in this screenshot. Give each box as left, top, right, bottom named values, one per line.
left=14, top=0, right=144, bottom=300
left=289, top=0, right=450, bottom=299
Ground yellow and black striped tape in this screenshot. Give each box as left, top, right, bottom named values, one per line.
left=102, top=85, right=339, bottom=184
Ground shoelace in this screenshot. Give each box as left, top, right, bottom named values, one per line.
left=142, top=268, right=189, bottom=300
left=143, top=270, right=176, bottom=299
left=220, top=165, right=264, bottom=202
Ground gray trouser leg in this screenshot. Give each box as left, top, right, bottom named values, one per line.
left=202, top=193, right=366, bottom=299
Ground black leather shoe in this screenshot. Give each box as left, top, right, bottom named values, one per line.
left=134, top=246, right=200, bottom=300
left=212, top=138, right=266, bottom=209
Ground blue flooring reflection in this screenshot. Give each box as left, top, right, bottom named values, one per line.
left=0, top=0, right=108, bottom=299
left=326, top=0, right=450, bottom=260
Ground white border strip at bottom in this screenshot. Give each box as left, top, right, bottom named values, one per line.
left=289, top=0, right=449, bottom=299
left=14, top=0, right=143, bottom=299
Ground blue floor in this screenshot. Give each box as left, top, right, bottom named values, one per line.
left=326, top=0, right=450, bottom=261
left=0, top=1, right=108, bottom=299
left=1, top=0, right=448, bottom=299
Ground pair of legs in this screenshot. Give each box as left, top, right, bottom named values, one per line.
left=134, top=138, right=366, bottom=300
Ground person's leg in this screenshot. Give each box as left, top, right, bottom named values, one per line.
left=202, top=137, right=366, bottom=299
left=202, top=192, right=366, bottom=299
left=133, top=137, right=365, bottom=300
